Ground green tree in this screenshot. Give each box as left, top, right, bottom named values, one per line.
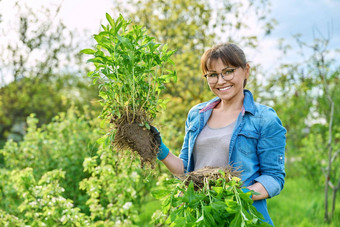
left=266, top=34, right=340, bottom=223
left=0, top=0, right=99, bottom=144
left=0, top=75, right=98, bottom=143
left=0, top=0, right=82, bottom=82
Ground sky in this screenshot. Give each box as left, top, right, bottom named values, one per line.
left=57, top=0, right=340, bottom=70
left=261, top=0, right=340, bottom=70
left=1, top=0, right=339, bottom=83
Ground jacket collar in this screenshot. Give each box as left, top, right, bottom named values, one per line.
left=199, top=89, right=255, bottom=115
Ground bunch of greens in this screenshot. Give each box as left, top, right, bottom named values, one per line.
left=81, top=14, right=176, bottom=166
left=81, top=14, right=176, bottom=126
left=152, top=174, right=271, bottom=227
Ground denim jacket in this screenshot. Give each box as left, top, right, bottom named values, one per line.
left=179, top=89, right=286, bottom=225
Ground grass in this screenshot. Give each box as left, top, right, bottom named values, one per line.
left=138, top=199, right=161, bottom=226
left=268, top=176, right=340, bottom=227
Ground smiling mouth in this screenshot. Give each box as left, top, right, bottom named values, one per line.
left=217, top=85, right=232, bottom=91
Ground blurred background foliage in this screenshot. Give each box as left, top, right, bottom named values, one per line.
left=0, top=0, right=339, bottom=226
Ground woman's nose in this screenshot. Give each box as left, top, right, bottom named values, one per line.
left=216, top=74, right=225, bottom=83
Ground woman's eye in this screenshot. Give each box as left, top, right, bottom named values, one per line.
left=209, top=73, right=218, bottom=77
left=223, top=69, right=234, bottom=74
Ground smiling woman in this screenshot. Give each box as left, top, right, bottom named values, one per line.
left=153, top=43, right=287, bottom=226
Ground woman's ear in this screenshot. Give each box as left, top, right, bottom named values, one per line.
left=245, top=63, right=250, bottom=79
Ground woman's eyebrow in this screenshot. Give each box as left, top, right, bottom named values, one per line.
left=207, top=67, right=230, bottom=72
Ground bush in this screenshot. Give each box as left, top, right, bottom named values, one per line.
left=0, top=106, right=101, bottom=214
left=0, top=105, right=169, bottom=226
left=80, top=141, right=165, bottom=226
left=1, top=168, right=90, bottom=226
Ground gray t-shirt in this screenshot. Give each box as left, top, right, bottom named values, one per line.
left=193, top=121, right=236, bottom=171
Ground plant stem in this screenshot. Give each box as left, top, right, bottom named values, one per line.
left=131, top=51, right=136, bottom=122
left=139, top=61, right=152, bottom=112
left=232, top=185, right=248, bottom=222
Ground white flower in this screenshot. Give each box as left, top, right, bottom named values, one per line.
left=66, top=202, right=73, bottom=208
left=122, top=202, right=132, bottom=210
left=29, top=201, right=37, bottom=207
left=131, top=190, right=136, bottom=198
left=131, top=171, right=138, bottom=179
left=60, top=215, right=66, bottom=223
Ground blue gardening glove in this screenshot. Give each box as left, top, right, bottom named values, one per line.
left=150, top=126, right=169, bottom=160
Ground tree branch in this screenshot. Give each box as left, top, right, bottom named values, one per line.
left=335, top=178, right=340, bottom=191
left=331, top=149, right=340, bottom=164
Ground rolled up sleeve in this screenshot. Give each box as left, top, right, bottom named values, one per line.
left=255, top=108, right=287, bottom=198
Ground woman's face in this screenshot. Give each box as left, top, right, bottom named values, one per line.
left=207, top=58, right=249, bottom=104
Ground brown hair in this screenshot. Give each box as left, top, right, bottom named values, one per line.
left=201, top=43, right=248, bottom=87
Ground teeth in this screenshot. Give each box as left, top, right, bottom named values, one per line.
left=219, top=86, right=232, bottom=91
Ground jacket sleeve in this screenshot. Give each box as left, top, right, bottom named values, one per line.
left=179, top=113, right=191, bottom=173
left=255, top=107, right=287, bottom=198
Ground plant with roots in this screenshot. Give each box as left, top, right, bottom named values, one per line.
left=82, top=14, right=176, bottom=167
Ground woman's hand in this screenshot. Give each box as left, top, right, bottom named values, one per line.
left=247, top=182, right=269, bottom=200
left=150, top=126, right=169, bottom=160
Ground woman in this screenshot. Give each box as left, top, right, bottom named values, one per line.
left=153, top=43, right=286, bottom=225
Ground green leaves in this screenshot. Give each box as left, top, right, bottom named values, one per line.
left=151, top=189, right=169, bottom=199
left=1, top=168, right=90, bottom=226
left=80, top=49, right=96, bottom=55
left=81, top=14, right=176, bottom=123
left=152, top=177, right=270, bottom=226
left=106, top=13, right=115, bottom=28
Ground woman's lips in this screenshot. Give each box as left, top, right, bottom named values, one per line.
left=217, top=85, right=232, bottom=91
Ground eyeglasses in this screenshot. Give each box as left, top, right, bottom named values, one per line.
left=204, top=67, right=239, bottom=84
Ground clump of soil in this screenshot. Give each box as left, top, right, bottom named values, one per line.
left=178, top=166, right=241, bottom=190
left=113, top=111, right=158, bottom=168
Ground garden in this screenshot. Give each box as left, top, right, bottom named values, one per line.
left=0, top=0, right=339, bottom=226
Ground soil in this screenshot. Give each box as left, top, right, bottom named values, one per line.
left=178, top=166, right=241, bottom=190
left=113, top=111, right=158, bottom=168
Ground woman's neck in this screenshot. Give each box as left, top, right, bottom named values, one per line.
left=217, top=94, right=244, bottom=112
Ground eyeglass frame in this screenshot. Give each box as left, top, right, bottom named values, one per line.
left=203, top=67, right=240, bottom=84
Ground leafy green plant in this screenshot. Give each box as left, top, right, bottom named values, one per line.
left=82, top=13, right=176, bottom=122
left=79, top=136, right=165, bottom=226
left=0, top=209, right=25, bottom=227
left=152, top=175, right=271, bottom=226
left=0, top=106, right=101, bottom=214
left=0, top=168, right=90, bottom=226
left=81, top=14, right=176, bottom=167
